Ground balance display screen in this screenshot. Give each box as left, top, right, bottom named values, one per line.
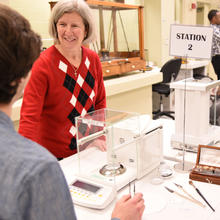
left=72, top=180, right=100, bottom=193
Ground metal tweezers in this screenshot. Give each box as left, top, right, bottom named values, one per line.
left=129, top=180, right=136, bottom=197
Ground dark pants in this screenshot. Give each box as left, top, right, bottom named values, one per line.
left=211, top=55, right=220, bottom=80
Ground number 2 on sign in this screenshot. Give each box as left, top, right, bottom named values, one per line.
left=188, top=44, right=192, bottom=50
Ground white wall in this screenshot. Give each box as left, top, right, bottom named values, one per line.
left=7, top=0, right=52, bottom=48
left=3, top=1, right=142, bottom=51
left=144, top=0, right=175, bottom=67
left=144, top=0, right=161, bottom=66
left=161, top=0, right=175, bottom=65
left=0, top=0, right=9, bottom=4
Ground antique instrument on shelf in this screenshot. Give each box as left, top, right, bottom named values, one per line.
left=49, top=1, right=146, bottom=77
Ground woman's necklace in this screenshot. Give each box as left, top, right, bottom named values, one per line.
left=71, top=53, right=81, bottom=77
left=72, top=65, right=78, bottom=77
left=55, top=45, right=82, bottom=77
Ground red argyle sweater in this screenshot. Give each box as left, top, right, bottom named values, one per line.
left=19, top=45, right=106, bottom=158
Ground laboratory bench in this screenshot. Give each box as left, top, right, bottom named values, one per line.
left=104, top=67, right=162, bottom=115
left=59, top=118, right=220, bottom=220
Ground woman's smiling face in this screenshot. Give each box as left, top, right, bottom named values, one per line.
left=56, top=11, right=86, bottom=49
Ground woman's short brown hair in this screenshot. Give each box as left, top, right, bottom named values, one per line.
left=0, top=4, right=42, bottom=104
left=49, top=0, right=97, bottom=45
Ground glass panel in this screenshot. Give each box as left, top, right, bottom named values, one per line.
left=199, top=147, right=220, bottom=167
left=75, top=108, right=140, bottom=187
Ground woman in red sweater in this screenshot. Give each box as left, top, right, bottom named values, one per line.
left=19, top=0, right=106, bottom=159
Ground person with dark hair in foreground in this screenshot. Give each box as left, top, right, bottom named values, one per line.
left=0, top=3, right=145, bottom=220
left=208, top=9, right=220, bottom=80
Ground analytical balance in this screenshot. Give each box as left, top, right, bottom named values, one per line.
left=69, top=109, right=163, bottom=209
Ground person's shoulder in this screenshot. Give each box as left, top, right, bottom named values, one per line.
left=82, top=46, right=99, bottom=59
left=1, top=130, right=56, bottom=166
left=18, top=134, right=56, bottom=163
left=19, top=138, right=59, bottom=180
left=212, top=24, right=220, bottom=28
left=33, top=45, right=57, bottom=66
left=0, top=131, right=58, bottom=187
left=41, top=45, right=56, bottom=56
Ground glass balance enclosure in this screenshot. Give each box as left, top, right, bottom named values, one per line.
left=75, top=108, right=140, bottom=190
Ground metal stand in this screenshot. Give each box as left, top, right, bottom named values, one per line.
left=174, top=55, right=193, bottom=172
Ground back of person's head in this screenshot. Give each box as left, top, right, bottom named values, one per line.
left=208, top=9, right=219, bottom=22
left=0, top=4, right=41, bottom=104
left=49, top=0, right=97, bottom=45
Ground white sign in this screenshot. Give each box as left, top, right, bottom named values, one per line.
left=169, top=24, right=213, bottom=59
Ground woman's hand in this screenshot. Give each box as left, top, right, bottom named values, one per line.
left=86, top=138, right=107, bottom=151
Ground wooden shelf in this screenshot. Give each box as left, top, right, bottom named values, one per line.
left=86, top=0, right=142, bottom=10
